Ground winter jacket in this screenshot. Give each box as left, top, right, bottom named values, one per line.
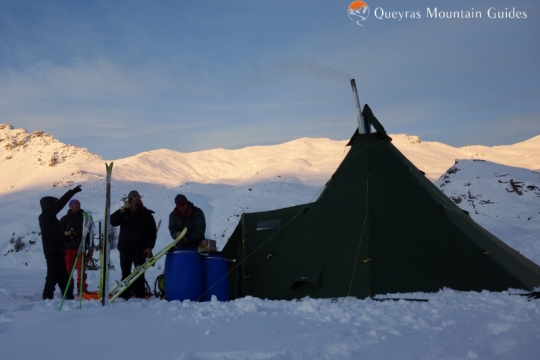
left=110, top=203, right=157, bottom=252
left=38, top=188, right=80, bottom=257
left=168, top=202, right=206, bottom=246
left=59, top=209, right=90, bottom=250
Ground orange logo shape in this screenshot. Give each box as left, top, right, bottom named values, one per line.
left=348, top=1, right=370, bottom=26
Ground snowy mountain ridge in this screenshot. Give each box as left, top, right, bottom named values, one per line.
left=1, top=123, right=539, bottom=194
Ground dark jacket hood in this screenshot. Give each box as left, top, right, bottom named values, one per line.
left=40, top=196, right=58, bottom=212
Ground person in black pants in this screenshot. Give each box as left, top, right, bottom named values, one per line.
left=110, top=190, right=157, bottom=300
left=38, top=185, right=82, bottom=300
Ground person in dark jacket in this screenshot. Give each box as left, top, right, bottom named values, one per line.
left=60, top=199, right=90, bottom=294
left=38, top=185, right=82, bottom=300
left=168, top=194, right=206, bottom=247
left=110, top=190, right=157, bottom=299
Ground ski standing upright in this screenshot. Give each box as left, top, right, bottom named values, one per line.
left=100, top=162, right=113, bottom=306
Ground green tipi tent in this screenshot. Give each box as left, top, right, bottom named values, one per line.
left=223, top=104, right=540, bottom=300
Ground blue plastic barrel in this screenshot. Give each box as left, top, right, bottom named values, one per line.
left=164, top=249, right=202, bottom=301
left=200, top=252, right=230, bottom=302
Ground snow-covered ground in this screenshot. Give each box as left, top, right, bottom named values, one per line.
left=2, top=269, right=539, bottom=360
left=0, top=124, right=539, bottom=359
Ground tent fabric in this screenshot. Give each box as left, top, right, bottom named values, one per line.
left=223, top=104, right=540, bottom=300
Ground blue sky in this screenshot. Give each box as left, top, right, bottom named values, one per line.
left=0, top=0, right=538, bottom=159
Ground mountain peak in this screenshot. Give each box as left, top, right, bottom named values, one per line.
left=1, top=123, right=102, bottom=165
left=1, top=124, right=103, bottom=193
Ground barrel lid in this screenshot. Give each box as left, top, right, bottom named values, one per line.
left=169, top=248, right=198, bottom=254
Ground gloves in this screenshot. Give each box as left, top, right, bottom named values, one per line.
left=120, top=203, right=131, bottom=213
left=73, top=185, right=82, bottom=193
left=65, top=229, right=76, bottom=240
left=143, top=248, right=153, bottom=258
left=173, top=236, right=190, bottom=248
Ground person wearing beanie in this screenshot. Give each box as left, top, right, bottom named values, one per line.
left=127, top=190, right=139, bottom=202
left=168, top=194, right=206, bottom=247
left=110, top=190, right=157, bottom=300
left=59, top=199, right=91, bottom=295
left=38, top=185, right=82, bottom=300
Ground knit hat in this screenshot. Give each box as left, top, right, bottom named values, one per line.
left=69, top=199, right=80, bottom=208
left=128, top=190, right=140, bottom=201
left=175, top=194, right=188, bottom=207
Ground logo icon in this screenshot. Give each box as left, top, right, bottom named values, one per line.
left=348, top=1, right=370, bottom=26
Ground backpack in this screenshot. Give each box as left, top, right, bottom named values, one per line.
left=154, top=272, right=166, bottom=299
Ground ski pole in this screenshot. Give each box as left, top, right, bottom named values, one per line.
left=79, top=246, right=85, bottom=309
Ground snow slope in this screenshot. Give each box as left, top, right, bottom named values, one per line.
left=392, top=134, right=540, bottom=181
left=435, top=159, right=540, bottom=265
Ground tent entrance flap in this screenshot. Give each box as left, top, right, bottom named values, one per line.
left=291, top=265, right=323, bottom=291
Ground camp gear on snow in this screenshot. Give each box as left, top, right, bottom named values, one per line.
left=164, top=249, right=202, bottom=301
left=154, top=272, right=166, bottom=299
left=198, top=239, right=217, bottom=253
left=199, top=252, right=230, bottom=302
left=159, top=250, right=234, bottom=301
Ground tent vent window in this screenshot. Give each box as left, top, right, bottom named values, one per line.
left=256, top=220, right=281, bottom=231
